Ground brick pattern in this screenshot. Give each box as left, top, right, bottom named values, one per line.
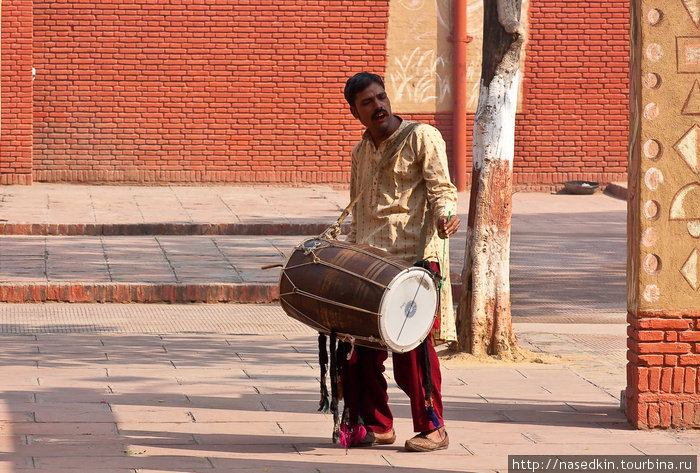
left=407, top=114, right=627, bottom=189
left=0, top=283, right=277, bottom=303
left=31, top=169, right=351, bottom=184
left=0, top=280, right=462, bottom=305
left=519, top=0, right=629, bottom=182
left=0, top=222, right=342, bottom=236
left=405, top=0, right=630, bottom=189
left=3, top=0, right=630, bottom=186
left=31, top=0, right=388, bottom=183
left=1, top=0, right=34, bottom=183
left=626, top=312, right=700, bottom=428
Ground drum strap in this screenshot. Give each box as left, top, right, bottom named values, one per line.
left=320, top=122, right=421, bottom=240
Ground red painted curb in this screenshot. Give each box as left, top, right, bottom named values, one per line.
left=0, top=282, right=460, bottom=305
left=0, top=283, right=279, bottom=303
left=0, top=222, right=350, bottom=236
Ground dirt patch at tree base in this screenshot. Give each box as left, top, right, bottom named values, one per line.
left=437, top=345, right=561, bottom=366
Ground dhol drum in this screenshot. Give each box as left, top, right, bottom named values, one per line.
left=278, top=238, right=439, bottom=353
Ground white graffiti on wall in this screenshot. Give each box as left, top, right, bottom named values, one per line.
left=398, top=0, right=426, bottom=10
left=389, top=47, right=451, bottom=105
left=388, top=0, right=528, bottom=111
left=387, top=0, right=453, bottom=108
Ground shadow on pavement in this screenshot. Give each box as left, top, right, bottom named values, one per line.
left=0, top=328, right=635, bottom=472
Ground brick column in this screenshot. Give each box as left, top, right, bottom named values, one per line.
left=1, top=0, right=33, bottom=184
left=627, top=0, right=700, bottom=428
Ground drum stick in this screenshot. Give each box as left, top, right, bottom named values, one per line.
left=261, top=263, right=283, bottom=270
left=439, top=211, right=451, bottom=290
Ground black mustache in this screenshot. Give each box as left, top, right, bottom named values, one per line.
left=373, top=109, right=388, bottom=119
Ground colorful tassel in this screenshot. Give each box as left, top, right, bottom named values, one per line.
left=338, top=424, right=367, bottom=453
left=319, top=394, right=329, bottom=413
left=426, top=403, right=441, bottom=431
left=339, top=423, right=351, bottom=449
left=318, top=333, right=329, bottom=412
left=351, top=425, right=367, bottom=445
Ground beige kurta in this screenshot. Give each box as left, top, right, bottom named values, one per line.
left=346, top=119, right=458, bottom=343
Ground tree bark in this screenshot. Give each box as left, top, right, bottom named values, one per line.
left=456, top=0, right=524, bottom=356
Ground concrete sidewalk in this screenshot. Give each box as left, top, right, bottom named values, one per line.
left=0, top=185, right=350, bottom=236
left=0, top=184, right=697, bottom=472
left=1, top=184, right=627, bottom=323
left=0, top=303, right=696, bottom=473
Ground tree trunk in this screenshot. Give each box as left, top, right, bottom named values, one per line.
left=456, top=0, right=524, bottom=356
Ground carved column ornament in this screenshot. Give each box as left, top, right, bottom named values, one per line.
left=628, top=0, right=700, bottom=429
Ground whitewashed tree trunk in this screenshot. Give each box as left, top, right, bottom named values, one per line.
left=456, top=0, right=524, bottom=356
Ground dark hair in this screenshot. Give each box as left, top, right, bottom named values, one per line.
left=344, top=72, right=385, bottom=107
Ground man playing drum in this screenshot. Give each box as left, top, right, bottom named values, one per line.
left=342, top=72, right=460, bottom=452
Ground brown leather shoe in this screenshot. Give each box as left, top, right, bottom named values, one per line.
left=353, top=429, right=396, bottom=447
left=404, top=427, right=449, bottom=452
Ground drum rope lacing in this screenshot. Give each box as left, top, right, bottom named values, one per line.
left=286, top=296, right=378, bottom=348
left=306, top=238, right=407, bottom=270
left=278, top=272, right=332, bottom=329
left=278, top=239, right=410, bottom=329
left=283, top=257, right=390, bottom=290
left=308, top=222, right=445, bottom=346
left=280, top=272, right=382, bottom=348
left=279, top=258, right=383, bottom=317
left=281, top=238, right=440, bottom=350
left=283, top=287, right=382, bottom=317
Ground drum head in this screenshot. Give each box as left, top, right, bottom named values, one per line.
left=378, top=267, right=438, bottom=353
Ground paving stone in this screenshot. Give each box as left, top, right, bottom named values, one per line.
left=33, top=454, right=215, bottom=470
left=16, top=441, right=127, bottom=457
left=0, top=185, right=690, bottom=473
left=0, top=457, right=35, bottom=471
left=188, top=409, right=323, bottom=423
left=8, top=422, right=119, bottom=436
left=0, top=189, right=628, bottom=318
left=209, top=452, right=390, bottom=471
left=33, top=405, right=116, bottom=423
left=118, top=421, right=283, bottom=437
left=0, top=325, right=695, bottom=472
left=628, top=443, right=700, bottom=455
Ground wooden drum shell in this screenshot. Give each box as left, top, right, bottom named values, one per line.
left=279, top=239, right=436, bottom=352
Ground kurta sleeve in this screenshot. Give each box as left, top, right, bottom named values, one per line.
left=416, top=125, right=458, bottom=224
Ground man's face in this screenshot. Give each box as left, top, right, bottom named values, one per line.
left=350, top=82, right=393, bottom=135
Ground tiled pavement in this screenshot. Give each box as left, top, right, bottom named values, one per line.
left=0, top=304, right=696, bottom=473
left=1, top=185, right=627, bottom=323
left=1, top=183, right=696, bottom=472
left=0, top=185, right=349, bottom=235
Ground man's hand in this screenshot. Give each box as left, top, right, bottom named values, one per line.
left=437, top=214, right=460, bottom=239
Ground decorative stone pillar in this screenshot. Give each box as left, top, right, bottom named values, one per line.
left=628, top=0, right=700, bottom=428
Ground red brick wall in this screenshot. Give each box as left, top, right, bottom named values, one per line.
left=518, top=0, right=629, bottom=187
left=626, top=312, right=700, bottom=428
left=32, top=0, right=388, bottom=184
left=402, top=0, right=630, bottom=191
left=1, top=0, right=34, bottom=185
left=6, top=0, right=629, bottom=186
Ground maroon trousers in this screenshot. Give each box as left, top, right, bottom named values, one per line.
left=342, top=338, right=444, bottom=434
